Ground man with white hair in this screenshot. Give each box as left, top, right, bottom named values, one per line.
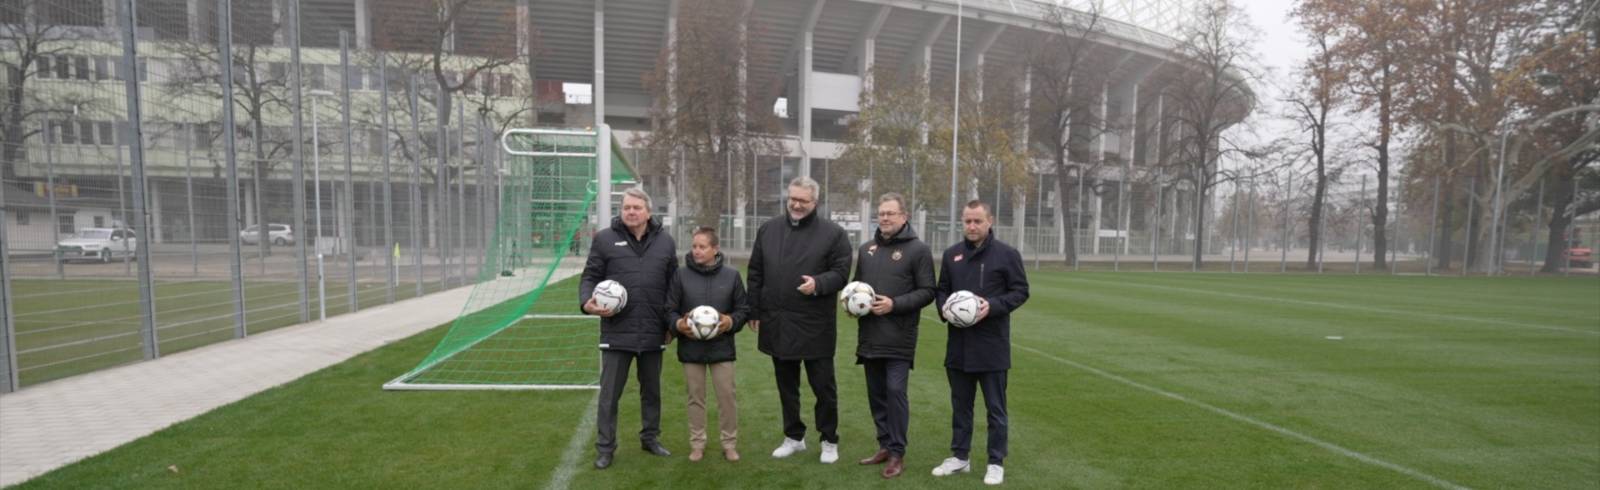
left=580, top=187, right=678, bottom=470
left=747, top=176, right=854, bottom=464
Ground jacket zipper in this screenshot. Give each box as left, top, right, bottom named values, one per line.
left=979, top=263, right=985, bottom=290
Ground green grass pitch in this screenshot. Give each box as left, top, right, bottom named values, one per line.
left=11, top=272, right=1599, bottom=489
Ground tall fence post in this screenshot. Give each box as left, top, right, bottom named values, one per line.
left=408, top=75, right=424, bottom=297
left=216, top=0, right=248, bottom=337
left=1529, top=177, right=1543, bottom=275
left=1281, top=171, right=1290, bottom=273
left=380, top=54, right=397, bottom=302
left=1427, top=177, right=1440, bottom=276
left=1153, top=168, right=1162, bottom=271
left=288, top=0, right=311, bottom=322
left=1356, top=174, right=1366, bottom=274
left=1, top=183, right=19, bottom=392
left=122, top=0, right=161, bottom=354
left=341, top=31, right=358, bottom=313
left=1245, top=181, right=1255, bottom=272
left=43, top=122, right=63, bottom=279
left=1464, top=178, right=1476, bottom=276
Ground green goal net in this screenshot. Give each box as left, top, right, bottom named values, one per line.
left=384, top=127, right=633, bottom=390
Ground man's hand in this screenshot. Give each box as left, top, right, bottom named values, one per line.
left=869, top=294, right=894, bottom=316
left=749, top=319, right=760, bottom=332
left=664, top=331, right=674, bottom=345
left=717, top=314, right=733, bottom=333
left=583, top=298, right=616, bottom=318
left=675, top=317, right=695, bottom=337
left=797, top=275, right=817, bottom=295
left=974, top=298, right=991, bottom=323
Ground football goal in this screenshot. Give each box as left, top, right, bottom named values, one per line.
left=383, top=125, right=633, bottom=391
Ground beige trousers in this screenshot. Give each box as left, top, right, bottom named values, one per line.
left=684, top=361, right=737, bottom=450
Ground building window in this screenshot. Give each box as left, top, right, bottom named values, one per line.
left=54, top=55, right=71, bottom=79
left=99, top=122, right=114, bottom=146
left=36, top=57, right=50, bottom=79
left=74, top=56, right=90, bottom=80
left=94, top=56, right=110, bottom=80
left=59, top=121, right=77, bottom=145
left=16, top=210, right=28, bottom=226
left=93, top=216, right=105, bottom=228
left=59, top=215, right=75, bottom=234
left=79, top=121, right=96, bottom=145
left=308, top=65, right=325, bottom=90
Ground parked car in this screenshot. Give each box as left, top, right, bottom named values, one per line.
left=57, top=228, right=139, bottom=263
left=240, top=223, right=295, bottom=245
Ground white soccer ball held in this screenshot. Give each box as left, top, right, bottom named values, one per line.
left=687, top=305, right=722, bottom=340
left=839, top=281, right=877, bottom=318
left=943, top=290, right=982, bottom=328
left=592, top=279, right=629, bottom=313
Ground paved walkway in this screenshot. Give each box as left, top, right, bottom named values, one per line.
left=0, top=270, right=574, bottom=487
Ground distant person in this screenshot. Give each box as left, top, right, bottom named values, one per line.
left=579, top=187, right=677, bottom=470
left=930, top=200, right=1029, bottom=486
left=747, top=176, right=853, bottom=464
left=665, top=226, right=749, bottom=463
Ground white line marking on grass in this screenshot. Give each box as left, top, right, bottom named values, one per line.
left=1020, top=343, right=1469, bottom=490
left=919, top=312, right=1469, bottom=490
left=545, top=393, right=599, bottom=490
left=1066, top=276, right=1598, bottom=336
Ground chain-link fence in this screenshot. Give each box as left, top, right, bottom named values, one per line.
left=2, top=0, right=1594, bottom=393
left=1, top=0, right=509, bottom=390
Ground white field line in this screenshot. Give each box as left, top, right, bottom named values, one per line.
left=919, top=312, right=1470, bottom=490
left=1063, top=276, right=1597, bottom=336
left=545, top=393, right=599, bottom=490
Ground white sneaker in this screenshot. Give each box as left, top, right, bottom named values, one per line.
left=984, top=464, right=1004, bottom=485
left=819, top=442, right=838, bottom=464
left=931, top=457, right=970, bottom=477
left=770, top=438, right=806, bottom=458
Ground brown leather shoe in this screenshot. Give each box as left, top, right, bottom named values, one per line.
left=689, top=448, right=704, bottom=462
left=724, top=448, right=741, bottom=462
left=881, top=455, right=904, bottom=479
left=859, top=448, right=890, bottom=465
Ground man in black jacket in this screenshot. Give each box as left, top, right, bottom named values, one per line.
left=851, top=192, right=935, bottom=479
left=580, top=187, right=678, bottom=470
left=748, top=176, right=853, bottom=464
left=930, top=200, right=1029, bottom=486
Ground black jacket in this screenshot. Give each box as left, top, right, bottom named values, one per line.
left=851, top=224, right=935, bottom=363
left=665, top=252, right=749, bottom=364
left=579, top=216, right=678, bottom=352
left=935, top=230, right=1029, bottom=372
left=748, top=210, right=854, bottom=360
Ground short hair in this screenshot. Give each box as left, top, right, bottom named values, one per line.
left=964, top=199, right=993, bottom=218
left=621, top=187, right=652, bottom=208
left=692, top=226, right=719, bottom=247
left=788, top=176, right=821, bottom=200
left=877, top=192, right=908, bottom=214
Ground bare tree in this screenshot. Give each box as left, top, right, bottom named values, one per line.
left=1160, top=0, right=1261, bottom=268
left=1, top=0, right=101, bottom=181
left=639, top=0, right=783, bottom=227
left=1283, top=14, right=1343, bottom=268
left=836, top=68, right=945, bottom=210
left=162, top=1, right=291, bottom=255
left=1023, top=3, right=1112, bottom=264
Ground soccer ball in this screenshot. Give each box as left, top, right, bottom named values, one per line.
left=687, top=305, right=722, bottom=340
left=592, top=280, right=628, bottom=312
left=943, top=290, right=981, bottom=328
left=843, top=292, right=875, bottom=318
left=839, top=281, right=877, bottom=318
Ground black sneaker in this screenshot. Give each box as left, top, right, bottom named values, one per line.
left=594, top=452, right=613, bottom=470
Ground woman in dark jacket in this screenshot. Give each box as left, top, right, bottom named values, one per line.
left=666, top=226, right=749, bottom=463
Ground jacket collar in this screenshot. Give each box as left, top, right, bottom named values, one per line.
left=874, top=223, right=917, bottom=247
left=611, top=215, right=660, bottom=243
left=786, top=209, right=817, bottom=229
left=962, top=229, right=995, bottom=256
left=685, top=252, right=724, bottom=275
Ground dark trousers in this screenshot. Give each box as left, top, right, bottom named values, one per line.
left=596, top=349, right=663, bottom=454
left=863, top=358, right=912, bottom=456
left=773, top=357, right=839, bottom=444
left=947, top=368, right=1007, bottom=466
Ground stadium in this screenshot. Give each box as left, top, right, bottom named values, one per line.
left=1, top=0, right=1596, bottom=488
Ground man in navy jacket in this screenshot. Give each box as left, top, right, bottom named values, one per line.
left=580, top=187, right=678, bottom=470
left=930, top=200, right=1029, bottom=486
